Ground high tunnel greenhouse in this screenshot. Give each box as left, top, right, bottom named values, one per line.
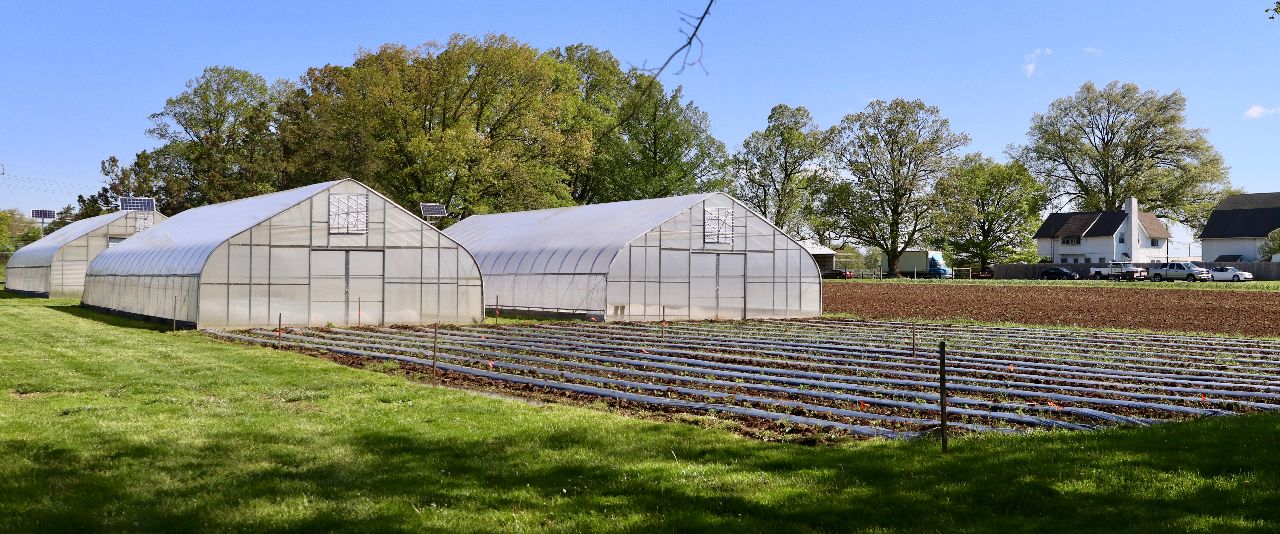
left=81, top=180, right=484, bottom=328
left=5, top=210, right=165, bottom=298
left=443, top=192, right=822, bottom=321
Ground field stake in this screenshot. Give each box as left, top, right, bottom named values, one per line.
left=278, top=313, right=283, bottom=338
left=172, top=295, right=177, bottom=332
left=939, top=340, right=949, bottom=453
left=358, top=298, right=362, bottom=326
left=432, top=322, right=440, bottom=372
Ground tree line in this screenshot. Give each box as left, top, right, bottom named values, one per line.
left=50, top=34, right=1236, bottom=274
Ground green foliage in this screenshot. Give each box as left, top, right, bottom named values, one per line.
left=730, top=104, right=829, bottom=236
left=1259, top=228, right=1280, bottom=261
left=821, top=99, right=969, bottom=275
left=933, top=154, right=1047, bottom=269
left=1270, top=2, right=1280, bottom=19
left=1014, top=81, right=1232, bottom=232
left=0, top=210, right=13, bottom=252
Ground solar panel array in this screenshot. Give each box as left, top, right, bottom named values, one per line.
left=419, top=202, right=448, bottom=218
left=30, top=209, right=55, bottom=220
left=119, top=197, right=156, bottom=212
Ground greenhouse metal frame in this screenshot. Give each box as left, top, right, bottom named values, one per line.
left=443, top=192, right=821, bottom=321
left=82, top=179, right=484, bottom=328
left=4, top=210, right=165, bottom=298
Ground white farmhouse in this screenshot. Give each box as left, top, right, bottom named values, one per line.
left=1199, top=192, right=1280, bottom=262
left=1034, top=197, right=1170, bottom=264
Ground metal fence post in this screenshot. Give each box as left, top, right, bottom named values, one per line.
left=172, top=295, right=177, bottom=332
left=939, top=340, right=949, bottom=453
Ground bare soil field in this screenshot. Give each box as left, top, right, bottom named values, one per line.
left=824, top=282, right=1280, bottom=337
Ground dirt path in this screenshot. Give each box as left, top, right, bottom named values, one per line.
left=823, top=283, right=1280, bottom=338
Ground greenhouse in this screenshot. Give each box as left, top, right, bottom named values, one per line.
left=82, top=179, right=484, bottom=328
left=443, top=192, right=821, bottom=321
left=5, top=210, right=165, bottom=298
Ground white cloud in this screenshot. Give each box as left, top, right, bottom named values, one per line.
left=1083, top=47, right=1103, bottom=56
left=1244, top=105, right=1280, bottom=119
left=1023, top=48, right=1052, bottom=77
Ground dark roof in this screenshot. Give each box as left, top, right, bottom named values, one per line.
left=1137, top=212, right=1171, bottom=239
left=1034, top=211, right=1126, bottom=239
left=1213, top=255, right=1245, bottom=262
left=1215, top=192, right=1280, bottom=211
left=1200, top=193, right=1280, bottom=239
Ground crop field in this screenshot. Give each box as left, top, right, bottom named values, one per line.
left=825, top=281, right=1280, bottom=337
left=214, top=319, right=1280, bottom=440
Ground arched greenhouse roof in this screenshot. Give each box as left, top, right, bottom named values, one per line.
left=8, top=211, right=130, bottom=268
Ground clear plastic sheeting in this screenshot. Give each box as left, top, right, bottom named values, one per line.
left=5, top=210, right=166, bottom=298
left=444, top=192, right=821, bottom=321
left=83, top=180, right=484, bottom=328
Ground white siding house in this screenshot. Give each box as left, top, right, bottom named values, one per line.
left=1199, top=192, right=1280, bottom=262
left=1034, top=198, right=1170, bottom=264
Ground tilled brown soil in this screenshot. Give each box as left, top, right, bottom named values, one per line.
left=824, top=283, right=1280, bottom=337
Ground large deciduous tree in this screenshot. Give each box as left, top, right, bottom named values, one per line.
left=1259, top=228, right=1280, bottom=261
left=932, top=154, right=1047, bottom=269
left=730, top=104, right=829, bottom=236
left=822, top=98, right=969, bottom=276
left=1013, top=81, right=1231, bottom=232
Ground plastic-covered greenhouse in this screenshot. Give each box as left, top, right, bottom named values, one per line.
left=82, top=179, right=484, bottom=328
left=443, top=192, right=821, bottom=321
left=5, top=210, right=165, bottom=298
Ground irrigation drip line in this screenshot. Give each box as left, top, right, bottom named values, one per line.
left=570, top=322, right=1280, bottom=385
left=784, top=318, right=1280, bottom=356
left=666, top=319, right=1280, bottom=374
left=211, top=330, right=904, bottom=438
left=322, top=327, right=1103, bottom=428
left=360, top=326, right=1234, bottom=417
left=460, top=326, right=1280, bottom=408
left=525, top=323, right=1280, bottom=391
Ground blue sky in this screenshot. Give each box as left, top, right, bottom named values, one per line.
left=2, top=0, right=1277, bottom=247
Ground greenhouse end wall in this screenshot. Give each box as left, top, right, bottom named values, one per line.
left=604, top=195, right=821, bottom=321
left=84, top=180, right=483, bottom=329
left=5, top=211, right=163, bottom=298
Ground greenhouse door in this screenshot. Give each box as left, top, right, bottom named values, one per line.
left=309, top=250, right=384, bottom=326
left=690, top=252, right=746, bottom=320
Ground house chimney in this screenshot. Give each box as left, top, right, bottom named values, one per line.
left=1124, top=197, right=1140, bottom=261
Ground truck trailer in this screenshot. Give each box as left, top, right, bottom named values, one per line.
left=883, top=250, right=953, bottom=278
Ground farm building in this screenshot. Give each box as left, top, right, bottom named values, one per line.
left=1200, top=192, right=1280, bottom=262
left=1034, top=197, right=1170, bottom=264
left=443, top=192, right=822, bottom=321
left=799, top=241, right=837, bottom=272
left=82, top=180, right=484, bottom=328
left=4, top=210, right=165, bottom=298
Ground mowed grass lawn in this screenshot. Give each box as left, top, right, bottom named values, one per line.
left=1, top=292, right=1279, bottom=532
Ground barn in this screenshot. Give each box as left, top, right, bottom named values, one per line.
left=5, top=210, right=165, bottom=298
left=82, top=179, right=484, bottom=328
left=443, top=192, right=821, bottom=321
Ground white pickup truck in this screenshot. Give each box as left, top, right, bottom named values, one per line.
left=1149, top=262, right=1211, bottom=282
left=1089, top=262, right=1148, bottom=281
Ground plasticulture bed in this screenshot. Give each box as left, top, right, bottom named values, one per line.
left=824, top=282, right=1280, bottom=337
left=210, top=318, right=1280, bottom=442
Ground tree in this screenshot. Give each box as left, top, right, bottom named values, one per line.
left=1269, top=2, right=1279, bottom=19
left=731, top=104, right=829, bottom=236
left=1013, top=81, right=1232, bottom=232
left=822, top=98, right=969, bottom=276
left=933, top=154, right=1047, bottom=269
left=1259, top=228, right=1280, bottom=261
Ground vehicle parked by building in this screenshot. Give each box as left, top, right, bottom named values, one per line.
left=1089, top=262, right=1148, bottom=280
left=822, top=269, right=855, bottom=280
left=1040, top=267, right=1080, bottom=280
left=1149, top=262, right=1211, bottom=282
left=1209, top=266, right=1254, bottom=282
left=883, top=250, right=953, bottom=278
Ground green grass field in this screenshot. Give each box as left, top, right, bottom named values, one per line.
left=2, top=292, right=1279, bottom=532
left=830, top=277, right=1280, bottom=291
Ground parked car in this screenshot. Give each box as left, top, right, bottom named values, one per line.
left=822, top=269, right=854, bottom=280
left=1040, top=267, right=1080, bottom=280
left=1089, top=262, right=1148, bottom=281
left=1209, top=266, right=1254, bottom=282
left=1149, top=262, right=1211, bottom=282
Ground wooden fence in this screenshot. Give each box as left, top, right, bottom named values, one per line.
left=993, top=262, right=1280, bottom=281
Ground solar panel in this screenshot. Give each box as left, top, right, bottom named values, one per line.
left=119, top=197, right=156, bottom=212
left=30, top=209, right=55, bottom=220
left=420, top=202, right=448, bottom=218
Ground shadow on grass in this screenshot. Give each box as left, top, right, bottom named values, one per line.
left=0, top=289, right=43, bottom=300
left=0, top=408, right=1276, bottom=532
left=47, top=304, right=171, bottom=332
